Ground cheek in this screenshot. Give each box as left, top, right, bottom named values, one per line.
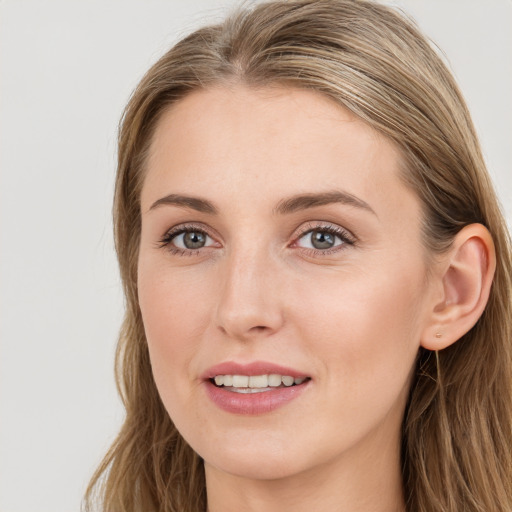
left=291, top=259, right=424, bottom=409
left=137, top=261, right=213, bottom=403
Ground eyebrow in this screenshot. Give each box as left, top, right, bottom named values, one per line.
left=148, top=190, right=376, bottom=216
left=273, top=190, right=376, bottom=216
left=149, top=194, right=218, bottom=214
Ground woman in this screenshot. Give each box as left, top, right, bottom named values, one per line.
left=84, top=1, right=512, bottom=511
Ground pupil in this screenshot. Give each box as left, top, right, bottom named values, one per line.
left=311, top=231, right=334, bottom=249
left=184, top=231, right=206, bottom=249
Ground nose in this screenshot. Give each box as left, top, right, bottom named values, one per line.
left=214, top=246, right=285, bottom=341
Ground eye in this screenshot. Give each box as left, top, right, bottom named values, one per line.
left=158, top=225, right=218, bottom=254
left=300, top=230, right=339, bottom=250
left=294, top=224, right=355, bottom=253
left=173, top=230, right=212, bottom=250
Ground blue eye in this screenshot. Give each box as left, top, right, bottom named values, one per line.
left=159, top=226, right=216, bottom=253
left=295, top=225, right=354, bottom=252
left=301, top=230, right=339, bottom=249
left=158, top=223, right=354, bottom=256
left=172, top=230, right=213, bottom=249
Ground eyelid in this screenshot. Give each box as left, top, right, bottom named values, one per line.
left=291, top=221, right=357, bottom=253
left=294, top=221, right=355, bottom=239
left=157, top=222, right=221, bottom=251
left=156, top=220, right=356, bottom=257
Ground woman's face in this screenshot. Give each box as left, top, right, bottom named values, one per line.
left=138, top=86, right=437, bottom=481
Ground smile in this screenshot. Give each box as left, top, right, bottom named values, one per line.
left=212, top=374, right=308, bottom=393
left=203, top=363, right=311, bottom=414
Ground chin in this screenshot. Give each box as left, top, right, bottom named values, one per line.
left=196, top=430, right=322, bottom=482
left=205, top=452, right=304, bottom=481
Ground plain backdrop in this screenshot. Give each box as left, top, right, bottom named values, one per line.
left=1, top=1, right=511, bottom=511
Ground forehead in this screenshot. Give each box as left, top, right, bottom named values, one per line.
left=142, top=85, right=419, bottom=224
left=147, top=85, right=385, bottom=177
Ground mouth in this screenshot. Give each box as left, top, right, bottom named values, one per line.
left=210, top=374, right=310, bottom=394
left=202, top=362, right=311, bottom=414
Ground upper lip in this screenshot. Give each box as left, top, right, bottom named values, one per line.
left=201, top=361, right=309, bottom=380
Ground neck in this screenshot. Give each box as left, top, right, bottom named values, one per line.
left=205, top=426, right=406, bottom=512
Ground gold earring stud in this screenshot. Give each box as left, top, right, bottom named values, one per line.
left=435, top=332, right=442, bottom=338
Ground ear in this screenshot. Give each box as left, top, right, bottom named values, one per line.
left=421, top=223, right=496, bottom=351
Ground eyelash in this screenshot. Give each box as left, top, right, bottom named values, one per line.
left=293, top=222, right=356, bottom=255
left=157, top=223, right=214, bottom=257
left=157, top=222, right=356, bottom=257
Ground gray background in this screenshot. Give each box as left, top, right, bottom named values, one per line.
left=1, top=1, right=511, bottom=511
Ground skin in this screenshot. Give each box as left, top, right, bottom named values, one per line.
left=137, top=85, right=446, bottom=512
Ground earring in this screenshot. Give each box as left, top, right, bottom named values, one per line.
left=435, top=332, right=442, bottom=338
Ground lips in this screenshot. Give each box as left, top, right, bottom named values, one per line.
left=202, top=361, right=311, bottom=415
left=202, top=361, right=309, bottom=380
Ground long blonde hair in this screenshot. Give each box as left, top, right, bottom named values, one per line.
left=84, top=1, right=512, bottom=511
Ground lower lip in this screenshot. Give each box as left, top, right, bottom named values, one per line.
left=204, top=380, right=310, bottom=415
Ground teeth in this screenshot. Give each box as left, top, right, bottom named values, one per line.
left=232, top=375, right=249, bottom=387
left=212, top=374, right=308, bottom=389
left=249, top=375, right=268, bottom=388
left=268, top=374, right=282, bottom=387
left=282, top=376, right=294, bottom=386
